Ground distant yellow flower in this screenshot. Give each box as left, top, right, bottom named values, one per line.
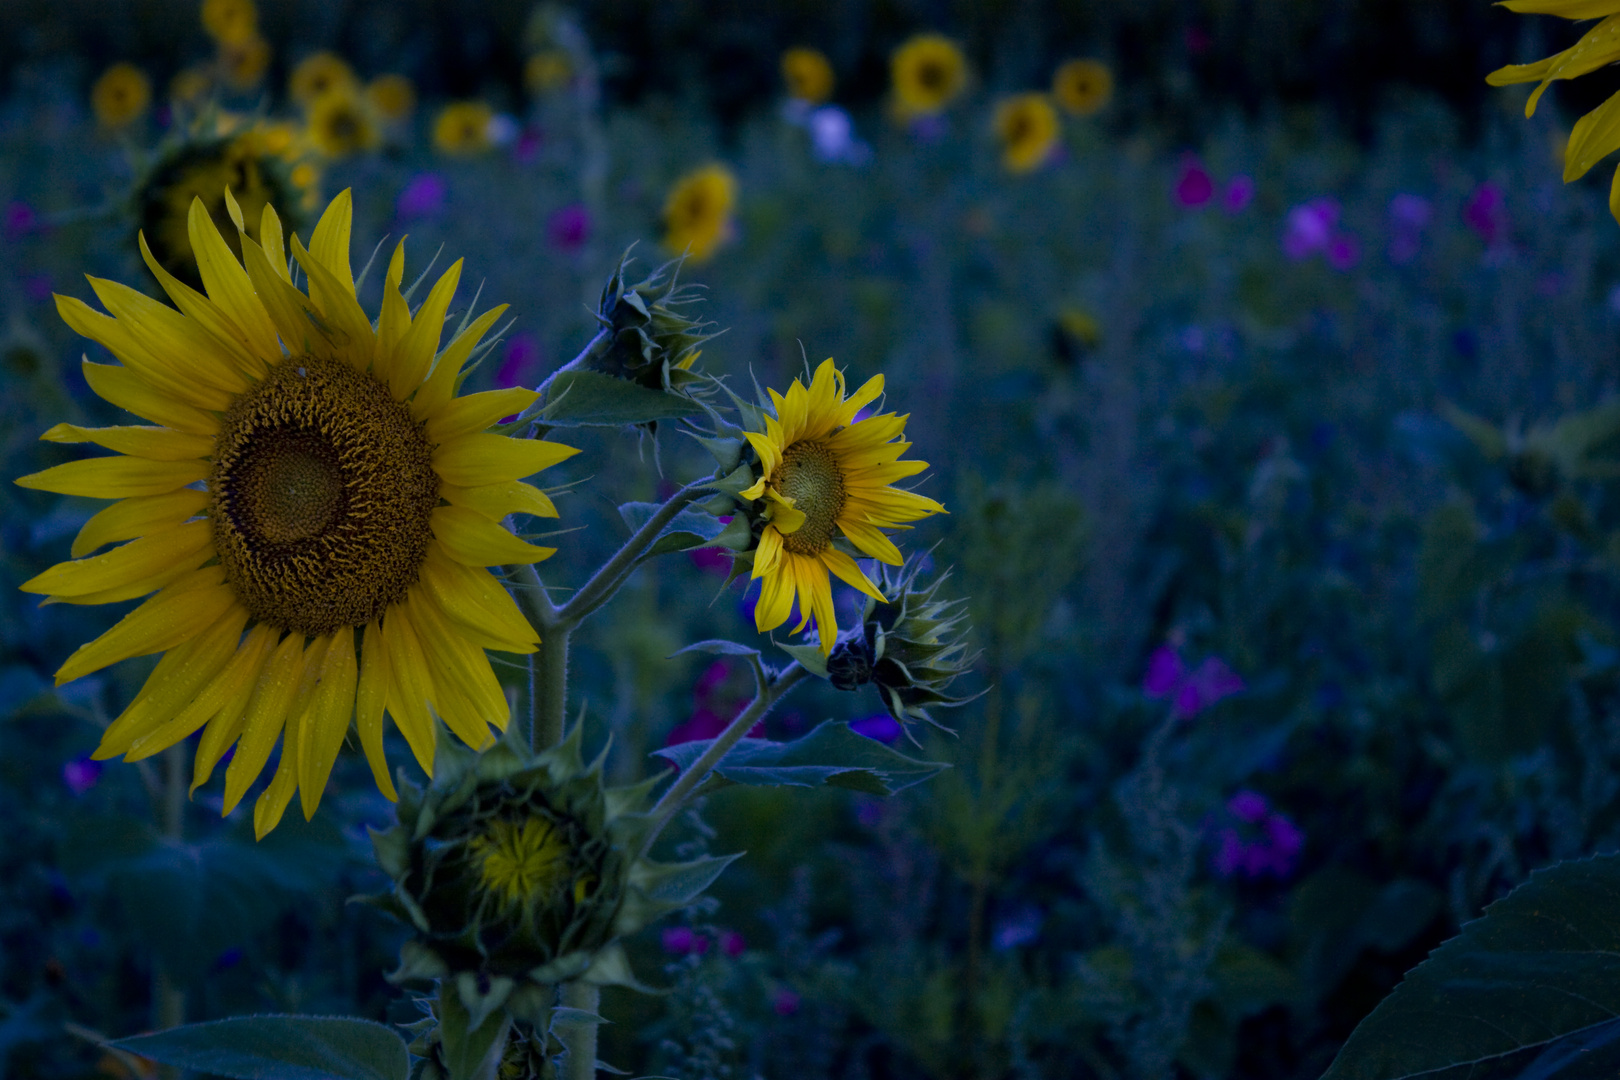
left=92, top=64, right=151, bottom=129
left=1488, top=1, right=1620, bottom=222
left=307, top=89, right=379, bottom=158
left=433, top=102, right=494, bottom=155
left=170, top=67, right=214, bottom=108
left=994, top=93, right=1059, bottom=173
left=1058, top=306, right=1101, bottom=348
left=1052, top=58, right=1113, bottom=116
left=201, top=0, right=258, bottom=47
left=781, top=47, right=835, bottom=104
left=289, top=52, right=358, bottom=110
left=891, top=34, right=967, bottom=119
left=525, top=50, right=573, bottom=95
left=220, top=35, right=271, bottom=89
left=662, top=164, right=736, bottom=262
left=741, top=359, right=946, bottom=654
left=366, top=75, right=416, bottom=124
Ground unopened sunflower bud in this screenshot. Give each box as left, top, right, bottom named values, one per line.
left=588, top=252, right=715, bottom=394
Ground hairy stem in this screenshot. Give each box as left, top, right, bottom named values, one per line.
left=559, top=983, right=600, bottom=1080
left=642, top=662, right=810, bottom=854
left=507, top=328, right=612, bottom=431
left=555, top=481, right=708, bottom=629
left=534, top=629, right=571, bottom=752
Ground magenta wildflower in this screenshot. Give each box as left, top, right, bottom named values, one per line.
left=773, top=988, right=802, bottom=1016
left=1174, top=158, right=1214, bottom=208
left=495, top=334, right=543, bottom=391
left=850, top=713, right=903, bottom=744
left=396, top=173, right=447, bottom=220
left=4, top=202, right=39, bottom=240
left=62, top=756, right=101, bottom=796
left=1282, top=198, right=1338, bottom=260
left=1388, top=193, right=1431, bottom=265
left=1142, top=644, right=1244, bottom=719
left=1211, top=790, right=1303, bottom=880
left=719, top=930, right=746, bottom=957
left=512, top=128, right=543, bottom=164
left=1463, top=182, right=1506, bottom=246
left=546, top=202, right=591, bottom=253
left=1222, top=175, right=1254, bottom=214
left=1326, top=233, right=1360, bottom=271
left=661, top=926, right=710, bottom=956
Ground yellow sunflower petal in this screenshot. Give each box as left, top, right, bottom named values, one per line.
left=138, top=232, right=269, bottom=379
left=40, top=422, right=215, bottom=461
left=191, top=623, right=280, bottom=794
left=223, top=630, right=308, bottom=816
left=88, top=275, right=250, bottom=397
left=837, top=372, right=884, bottom=426
left=441, top=480, right=557, bottom=523
left=432, top=433, right=580, bottom=486
left=412, top=304, right=510, bottom=421
left=382, top=607, right=438, bottom=774
left=846, top=487, right=947, bottom=522
left=1567, top=86, right=1620, bottom=180
left=80, top=360, right=220, bottom=436
left=753, top=522, right=783, bottom=576
left=374, top=239, right=411, bottom=374
left=54, top=566, right=233, bottom=685
left=418, top=548, right=539, bottom=654
left=820, top=546, right=888, bottom=604
left=766, top=491, right=808, bottom=535
left=407, top=590, right=504, bottom=746
left=128, top=621, right=277, bottom=764
left=254, top=734, right=302, bottom=839
left=356, top=620, right=398, bottom=801
left=22, top=519, right=212, bottom=599
left=837, top=517, right=905, bottom=565
left=241, top=233, right=322, bottom=357
left=290, top=234, right=375, bottom=367
left=57, top=295, right=235, bottom=411
left=71, top=488, right=210, bottom=558
left=16, top=455, right=210, bottom=498
left=1500, top=0, right=1620, bottom=17
left=431, top=505, right=556, bottom=565
left=309, top=188, right=356, bottom=298
left=755, top=554, right=797, bottom=633
left=742, top=431, right=781, bottom=480
left=426, top=386, right=538, bottom=444
left=388, top=258, right=462, bottom=397
left=259, top=202, right=291, bottom=283
left=298, top=623, right=359, bottom=820
left=95, top=604, right=249, bottom=759
left=803, top=561, right=838, bottom=654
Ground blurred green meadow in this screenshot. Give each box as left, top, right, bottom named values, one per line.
left=6, top=2, right=1620, bottom=1078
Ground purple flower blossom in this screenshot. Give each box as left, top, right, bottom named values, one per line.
left=1222, top=175, right=1254, bottom=214
left=4, top=202, right=39, bottom=240
left=396, top=174, right=447, bottom=220
left=773, top=987, right=801, bottom=1016
left=809, top=106, right=871, bottom=165
left=719, top=930, right=746, bottom=957
left=694, top=660, right=731, bottom=698
left=1463, top=182, right=1506, bottom=246
left=546, top=203, right=591, bottom=253
left=850, top=713, right=903, bottom=744
left=1211, top=790, right=1303, bottom=880
left=909, top=114, right=948, bottom=143
left=1387, top=193, right=1431, bottom=265
left=1142, top=644, right=1244, bottom=719
left=1326, top=233, right=1360, bottom=271
left=22, top=273, right=54, bottom=303
left=1174, top=158, right=1214, bottom=208
left=512, top=128, right=543, bottom=164
left=495, top=334, right=543, bottom=392
left=661, top=926, right=710, bottom=956
left=1282, top=198, right=1339, bottom=260
left=62, top=756, right=101, bottom=796
left=991, top=904, right=1044, bottom=951
left=688, top=543, right=731, bottom=575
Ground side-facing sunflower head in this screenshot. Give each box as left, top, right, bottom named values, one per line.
left=788, top=554, right=977, bottom=733
left=993, top=92, right=1060, bottom=174
left=361, top=724, right=736, bottom=1028
left=128, top=116, right=312, bottom=289
left=661, top=164, right=737, bottom=263
left=890, top=33, right=968, bottom=120
left=18, top=185, right=578, bottom=838
left=702, top=358, right=946, bottom=655
left=1052, top=58, right=1114, bottom=117
left=92, top=63, right=153, bottom=131
left=306, top=86, right=382, bottom=159
left=587, top=251, right=714, bottom=396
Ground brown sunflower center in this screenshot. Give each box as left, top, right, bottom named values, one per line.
left=210, top=355, right=439, bottom=636
left=775, top=439, right=846, bottom=556
left=918, top=61, right=946, bottom=92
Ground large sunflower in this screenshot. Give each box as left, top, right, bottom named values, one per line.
left=18, top=188, right=577, bottom=837
left=740, top=359, right=945, bottom=654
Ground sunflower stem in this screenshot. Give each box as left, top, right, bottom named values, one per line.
left=534, top=628, right=571, bottom=752
left=555, top=481, right=708, bottom=630
left=641, top=662, right=810, bottom=855
left=508, top=327, right=613, bottom=431
left=559, top=982, right=600, bottom=1080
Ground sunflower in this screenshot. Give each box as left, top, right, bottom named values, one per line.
left=201, top=0, right=258, bottom=47
left=92, top=64, right=152, bottom=130
left=433, top=101, right=494, bottom=155
left=17, top=188, right=577, bottom=837
left=220, top=35, right=272, bottom=90
left=289, top=51, right=358, bottom=110
left=890, top=34, right=967, bottom=119
left=994, top=93, right=1059, bottom=174
left=170, top=67, right=215, bottom=109
left=662, top=164, right=736, bottom=263
left=781, top=47, right=835, bottom=105
left=366, top=75, right=416, bottom=125
left=1052, top=58, right=1113, bottom=116
left=307, top=88, right=380, bottom=159
left=740, top=359, right=946, bottom=654
left=1488, top=1, right=1620, bottom=220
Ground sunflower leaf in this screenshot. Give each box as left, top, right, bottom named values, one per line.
left=617, top=501, right=731, bottom=556
left=110, top=1015, right=410, bottom=1080
left=668, top=639, right=761, bottom=658
left=651, top=719, right=948, bottom=795
left=541, top=371, right=706, bottom=427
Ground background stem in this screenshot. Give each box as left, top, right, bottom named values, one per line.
left=559, top=982, right=600, bottom=1080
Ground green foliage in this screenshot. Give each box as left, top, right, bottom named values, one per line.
left=653, top=719, right=949, bottom=796
left=111, top=1015, right=410, bottom=1080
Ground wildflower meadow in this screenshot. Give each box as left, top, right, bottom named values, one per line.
left=4, top=1, right=1620, bottom=1078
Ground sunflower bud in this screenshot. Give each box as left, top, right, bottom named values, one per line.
left=792, top=555, right=976, bottom=730
left=361, top=727, right=735, bottom=1029
left=586, top=252, right=715, bottom=395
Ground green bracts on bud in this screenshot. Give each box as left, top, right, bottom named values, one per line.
left=589, top=251, right=714, bottom=394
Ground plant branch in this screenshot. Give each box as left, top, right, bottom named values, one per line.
left=559, top=983, right=600, bottom=1080
left=641, top=661, right=810, bottom=854
left=507, top=327, right=612, bottom=431
left=555, top=481, right=709, bottom=629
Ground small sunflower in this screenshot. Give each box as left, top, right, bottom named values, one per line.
left=18, top=188, right=578, bottom=837
left=662, top=164, right=736, bottom=263
left=524, top=50, right=573, bottom=95
left=307, top=88, right=380, bottom=159
left=92, top=64, right=152, bottom=130
left=220, top=35, right=272, bottom=91
left=366, top=75, right=417, bottom=126
left=432, top=102, right=494, bottom=155
left=1052, top=58, right=1113, bottom=116
left=781, top=47, right=836, bottom=105
left=740, top=359, right=946, bottom=654
left=890, top=34, right=967, bottom=119
left=994, top=93, right=1060, bottom=174
left=201, top=0, right=259, bottom=47
left=289, top=51, right=358, bottom=110
left=170, top=67, right=215, bottom=109
left=1488, top=2, right=1620, bottom=220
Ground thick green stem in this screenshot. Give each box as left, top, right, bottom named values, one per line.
left=556, top=482, right=708, bottom=628
left=506, top=328, right=612, bottom=430
left=559, top=983, right=600, bottom=1080
left=534, top=629, right=571, bottom=752
left=642, top=663, right=810, bottom=855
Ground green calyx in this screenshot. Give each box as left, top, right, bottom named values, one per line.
left=589, top=251, right=715, bottom=394
left=360, top=725, right=738, bottom=1028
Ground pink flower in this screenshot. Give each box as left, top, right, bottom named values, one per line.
left=719, top=930, right=746, bottom=957
left=661, top=926, right=710, bottom=956
left=1174, top=158, right=1214, bottom=208
left=1326, top=233, right=1360, bottom=271
left=1142, top=644, right=1244, bottom=719
left=1211, top=790, right=1303, bottom=880
left=496, top=334, right=543, bottom=392
left=1282, top=198, right=1338, bottom=260
left=1463, top=183, right=1506, bottom=246
left=772, top=988, right=801, bottom=1016
left=547, top=202, right=591, bottom=253
left=62, top=756, right=101, bottom=796
left=850, top=713, right=902, bottom=744
left=396, top=174, right=447, bottom=220
left=1222, top=175, right=1254, bottom=214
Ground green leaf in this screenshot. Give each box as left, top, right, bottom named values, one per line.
left=541, top=371, right=705, bottom=427
left=617, top=501, right=731, bottom=556
left=111, top=1015, right=410, bottom=1080
left=440, top=982, right=511, bottom=1080
left=669, top=639, right=761, bottom=658
left=652, top=719, right=948, bottom=796
left=1324, top=854, right=1620, bottom=1080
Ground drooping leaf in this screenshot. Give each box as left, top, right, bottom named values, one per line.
left=1324, top=854, right=1620, bottom=1080
left=652, top=719, right=948, bottom=796
left=541, top=371, right=705, bottom=427
left=668, top=639, right=761, bottom=659
left=111, top=1015, right=410, bottom=1080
